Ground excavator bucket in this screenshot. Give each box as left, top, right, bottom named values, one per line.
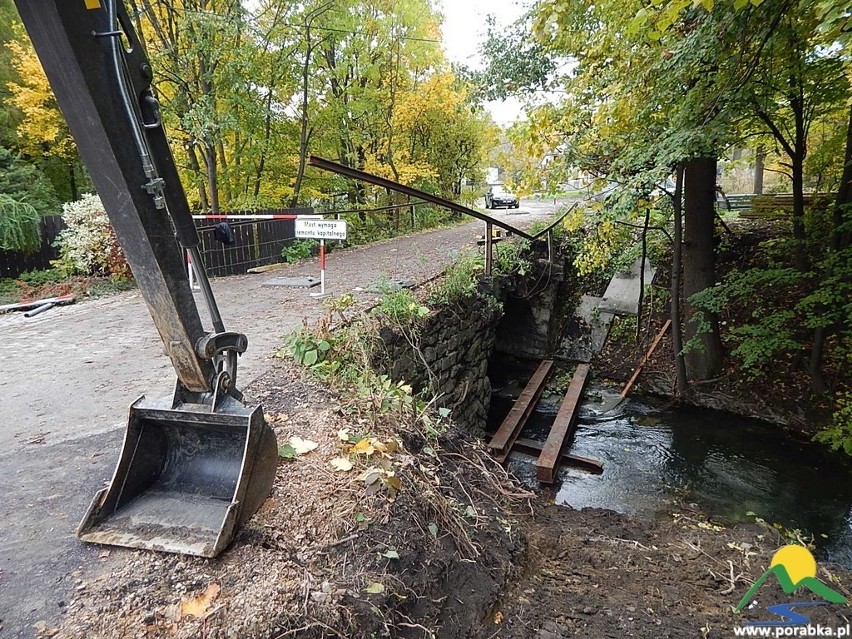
left=77, top=394, right=278, bottom=557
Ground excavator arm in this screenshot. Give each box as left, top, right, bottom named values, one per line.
left=14, top=0, right=278, bottom=557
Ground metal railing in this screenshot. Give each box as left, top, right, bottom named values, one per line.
left=308, top=156, right=577, bottom=274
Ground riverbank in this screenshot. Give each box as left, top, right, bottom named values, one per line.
left=594, top=217, right=848, bottom=438
left=44, top=359, right=852, bottom=639
left=473, top=502, right=852, bottom=639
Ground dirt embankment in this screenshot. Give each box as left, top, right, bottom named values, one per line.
left=476, top=504, right=852, bottom=639
left=49, top=362, right=524, bottom=639
left=46, top=360, right=852, bottom=639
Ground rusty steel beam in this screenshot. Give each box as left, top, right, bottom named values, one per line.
left=308, top=156, right=535, bottom=240
left=621, top=319, right=672, bottom=399
left=488, top=360, right=554, bottom=459
left=485, top=221, right=494, bottom=275
left=536, top=363, right=590, bottom=483
left=513, top=438, right=603, bottom=475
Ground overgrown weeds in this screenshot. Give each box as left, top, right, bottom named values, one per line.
left=427, top=250, right=483, bottom=306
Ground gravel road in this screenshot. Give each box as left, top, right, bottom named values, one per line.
left=0, top=199, right=562, bottom=636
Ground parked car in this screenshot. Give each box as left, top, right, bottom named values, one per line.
left=485, top=185, right=519, bottom=209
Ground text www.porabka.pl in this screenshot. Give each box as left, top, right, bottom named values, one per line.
left=734, top=625, right=852, bottom=637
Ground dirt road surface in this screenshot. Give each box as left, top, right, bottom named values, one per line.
left=0, top=200, right=561, bottom=636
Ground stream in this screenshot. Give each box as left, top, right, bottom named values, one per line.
left=489, top=381, right=852, bottom=567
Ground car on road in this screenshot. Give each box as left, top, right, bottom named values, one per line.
left=485, top=185, right=519, bottom=209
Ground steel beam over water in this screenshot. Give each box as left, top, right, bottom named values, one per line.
left=308, top=156, right=535, bottom=240
left=488, top=360, right=554, bottom=460
left=536, top=363, right=590, bottom=483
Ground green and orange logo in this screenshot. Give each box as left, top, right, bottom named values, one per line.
left=736, top=545, right=847, bottom=627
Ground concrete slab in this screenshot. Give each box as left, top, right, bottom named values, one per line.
left=262, top=276, right=320, bottom=288
left=365, top=279, right=416, bottom=293
left=556, top=295, right=615, bottom=363
left=590, top=311, right=614, bottom=354
left=598, top=257, right=656, bottom=316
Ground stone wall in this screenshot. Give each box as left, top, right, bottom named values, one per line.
left=375, top=255, right=574, bottom=433
left=376, top=291, right=502, bottom=433
left=494, top=261, right=570, bottom=360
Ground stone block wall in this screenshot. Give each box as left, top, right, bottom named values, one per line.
left=376, top=292, right=502, bottom=433
left=375, top=254, right=574, bottom=433
left=494, top=261, right=568, bottom=360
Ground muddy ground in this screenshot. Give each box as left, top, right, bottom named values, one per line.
left=475, top=504, right=852, bottom=639
left=36, top=359, right=852, bottom=639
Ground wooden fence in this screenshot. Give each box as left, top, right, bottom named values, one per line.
left=0, top=211, right=298, bottom=280
left=0, top=215, right=66, bottom=278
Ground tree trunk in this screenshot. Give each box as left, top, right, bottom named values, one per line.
left=790, top=60, right=808, bottom=270
left=753, top=146, right=765, bottom=195
left=683, top=156, right=723, bottom=380
left=204, top=145, right=220, bottom=215
left=832, top=105, right=852, bottom=253
left=671, top=163, right=688, bottom=396
left=637, top=207, right=650, bottom=342
left=69, top=162, right=77, bottom=201
left=791, top=153, right=807, bottom=270
left=187, top=141, right=209, bottom=212
left=809, top=106, right=852, bottom=391
left=291, top=30, right=314, bottom=208
left=216, top=139, right=229, bottom=205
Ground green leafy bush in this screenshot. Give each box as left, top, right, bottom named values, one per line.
left=493, top=239, right=531, bottom=276
left=728, top=311, right=802, bottom=371
left=687, top=267, right=808, bottom=375
left=0, top=146, right=59, bottom=215
left=280, top=239, right=317, bottom=263
left=0, top=278, right=19, bottom=303
left=17, top=268, right=64, bottom=286
left=374, top=286, right=429, bottom=324
left=282, top=329, right=331, bottom=367
left=814, top=392, right=852, bottom=454
left=428, top=251, right=483, bottom=305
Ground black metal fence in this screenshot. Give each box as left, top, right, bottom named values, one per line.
left=194, top=214, right=297, bottom=277
left=0, top=210, right=301, bottom=280
left=0, top=215, right=66, bottom=278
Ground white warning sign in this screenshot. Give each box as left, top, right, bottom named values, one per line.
left=295, top=219, right=348, bottom=240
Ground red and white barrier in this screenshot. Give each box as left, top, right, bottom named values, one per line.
left=191, top=214, right=300, bottom=221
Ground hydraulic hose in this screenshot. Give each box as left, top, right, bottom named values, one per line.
left=105, top=0, right=227, bottom=338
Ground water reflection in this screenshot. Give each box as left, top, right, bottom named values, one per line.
left=504, top=385, right=852, bottom=567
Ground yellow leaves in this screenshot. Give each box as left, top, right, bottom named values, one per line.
left=573, top=215, right=623, bottom=276
left=395, top=72, right=464, bottom=132
left=562, top=207, right=586, bottom=233
left=289, top=436, right=318, bottom=455
left=5, top=34, right=75, bottom=160
left=179, top=583, right=221, bottom=619
left=332, top=434, right=404, bottom=496
left=352, top=438, right=376, bottom=456
left=349, top=436, right=400, bottom=458
left=330, top=457, right=354, bottom=472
